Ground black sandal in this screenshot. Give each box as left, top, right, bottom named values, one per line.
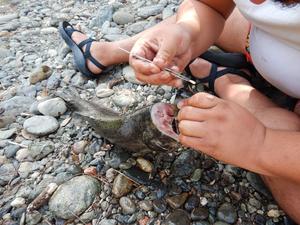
left=186, top=50, right=251, bottom=94
left=59, top=21, right=111, bottom=79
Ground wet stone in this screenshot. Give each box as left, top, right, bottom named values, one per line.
left=164, top=209, right=190, bottom=225
left=112, top=174, right=133, bottom=198
left=185, top=195, right=200, bottom=212
left=217, top=203, right=237, bottom=224
left=119, top=196, right=136, bottom=215
left=153, top=199, right=167, bottom=213
left=166, top=192, right=189, bottom=209
left=138, top=200, right=153, bottom=211
left=136, top=157, right=153, bottom=173
left=191, top=207, right=209, bottom=221
left=171, top=150, right=197, bottom=178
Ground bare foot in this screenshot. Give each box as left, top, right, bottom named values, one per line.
left=188, top=58, right=251, bottom=95
left=71, top=31, right=111, bottom=75
left=294, top=100, right=300, bottom=116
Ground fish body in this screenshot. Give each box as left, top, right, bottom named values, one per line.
left=58, top=89, right=180, bottom=152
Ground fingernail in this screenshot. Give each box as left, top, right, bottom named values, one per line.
left=177, top=101, right=184, bottom=109
left=151, top=67, right=159, bottom=73
left=154, top=58, right=165, bottom=66
left=162, top=72, right=170, bottom=79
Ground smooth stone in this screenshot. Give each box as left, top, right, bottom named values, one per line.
left=25, top=210, right=42, bottom=225
left=112, top=174, right=133, bottom=198
left=171, top=150, right=197, bottom=178
left=166, top=193, right=189, bottom=209
left=1, top=96, right=34, bottom=116
left=119, top=197, right=136, bottom=214
left=96, top=88, right=115, bottom=98
left=137, top=5, right=165, bottom=18
left=0, top=163, right=17, bottom=185
left=113, top=10, right=134, bottom=25
left=267, top=209, right=281, bottom=218
left=72, top=140, right=88, bottom=154
left=112, top=91, right=137, bottom=107
left=123, top=65, right=144, bottom=85
left=79, top=210, right=97, bottom=223
left=191, top=207, right=209, bottom=221
left=18, top=162, right=39, bottom=178
left=0, top=128, right=16, bottom=140
left=4, top=144, right=19, bottom=158
left=49, top=176, right=100, bottom=219
left=0, top=13, right=18, bottom=25
left=29, top=65, right=52, bottom=84
left=185, top=195, right=200, bottom=212
left=11, top=197, right=26, bottom=208
left=136, top=157, right=153, bottom=173
left=98, top=219, right=117, bottom=225
left=190, top=168, right=202, bottom=182
left=23, top=116, right=59, bottom=136
left=126, top=21, right=147, bottom=35
left=164, top=209, right=190, bottom=225
left=37, top=98, right=67, bottom=117
left=217, top=203, right=237, bottom=224
left=152, top=199, right=167, bottom=213
left=138, top=200, right=153, bottom=211
left=27, top=141, right=55, bottom=160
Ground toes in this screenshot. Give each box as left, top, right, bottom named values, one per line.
left=189, top=58, right=212, bottom=79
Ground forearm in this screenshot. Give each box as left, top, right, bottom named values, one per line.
left=176, top=0, right=232, bottom=58
left=258, top=129, right=300, bottom=184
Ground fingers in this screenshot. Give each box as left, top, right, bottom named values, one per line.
left=178, top=92, right=219, bottom=109
left=153, top=38, right=177, bottom=69
left=178, top=120, right=206, bottom=137
left=177, top=106, right=210, bottom=121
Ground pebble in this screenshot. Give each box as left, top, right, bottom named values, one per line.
left=136, top=157, right=154, bottom=173
left=0, top=116, right=15, bottom=128
left=119, top=196, right=136, bottom=214
left=0, top=163, right=17, bottom=185
left=72, top=140, right=89, bottom=154
left=28, top=141, right=55, bottom=160
left=18, top=162, right=40, bottom=178
left=185, top=195, right=200, bottom=211
left=267, top=209, right=281, bottom=218
left=112, top=90, right=137, bottom=107
left=96, top=88, right=115, bottom=98
left=11, top=197, right=26, bottom=208
left=29, top=65, right=52, bottom=84
left=166, top=192, right=189, bottom=209
left=152, top=199, right=167, bottom=213
left=49, top=175, right=100, bottom=219
left=122, top=65, right=144, bottom=85
left=164, top=209, right=190, bottom=225
left=138, top=200, right=153, bottom=211
left=171, top=150, right=197, bottom=177
left=23, top=116, right=59, bottom=136
left=217, top=203, right=237, bottom=224
left=137, top=5, right=165, bottom=18
left=0, top=128, right=16, bottom=140
left=191, top=207, right=209, bottom=221
left=190, top=168, right=202, bottom=182
left=98, top=219, right=117, bottom=225
left=113, top=10, right=134, bottom=25
left=112, top=174, right=133, bottom=198
left=37, top=98, right=67, bottom=117
left=25, top=210, right=42, bottom=225
left=1, top=96, right=34, bottom=116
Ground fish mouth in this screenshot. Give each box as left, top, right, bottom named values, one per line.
left=151, top=103, right=179, bottom=141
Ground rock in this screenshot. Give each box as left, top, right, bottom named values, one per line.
left=72, top=140, right=88, bottom=154
left=98, top=219, right=117, bottom=225
left=46, top=71, right=61, bottom=90
left=246, top=172, right=272, bottom=198
left=104, top=34, right=130, bottom=42
left=1, top=96, right=34, bottom=116
left=4, top=144, right=19, bottom=158
left=123, top=65, right=144, bottom=85
left=29, top=65, right=52, bottom=84
left=0, top=47, right=12, bottom=59
left=119, top=197, right=136, bottom=214
left=126, top=21, right=147, bottom=35
left=163, top=209, right=190, bottom=225
left=138, top=200, right=153, bottom=211
left=113, top=10, right=134, bottom=25
left=137, top=5, right=165, bottom=18
left=112, top=174, right=133, bottom=198
left=37, top=98, right=67, bottom=117
left=267, top=209, right=281, bottom=218
left=0, top=128, right=16, bottom=140
left=0, top=13, right=18, bottom=25
left=90, top=5, right=114, bottom=28
left=191, top=207, right=209, bottom=221
left=153, top=199, right=167, bottom=213
left=190, top=168, right=202, bottom=182
left=23, top=116, right=59, bottom=136
left=112, top=90, right=137, bottom=107
left=49, top=175, right=100, bottom=219
left=217, top=203, right=237, bottom=224
left=11, top=197, right=26, bottom=208
left=0, top=163, right=17, bottom=185
left=162, top=6, right=174, bottom=19
left=185, top=195, right=200, bottom=211
left=136, top=157, right=153, bottom=173
left=25, top=210, right=42, bottom=225
left=96, top=88, right=115, bottom=98
left=214, top=222, right=230, bottom=225
left=166, top=193, right=189, bottom=209
left=0, top=116, right=15, bottom=128
left=80, top=210, right=97, bottom=223
left=28, top=141, right=55, bottom=160
left=18, top=162, right=40, bottom=178
left=171, top=150, right=197, bottom=177
left=84, top=167, right=97, bottom=176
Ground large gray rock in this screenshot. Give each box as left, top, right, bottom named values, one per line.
left=37, top=98, right=67, bottom=117
left=113, top=10, right=134, bottom=25
left=137, top=5, right=165, bottom=18
left=1, top=96, right=35, bottom=116
left=49, top=176, right=100, bottom=219
left=23, top=116, right=59, bottom=136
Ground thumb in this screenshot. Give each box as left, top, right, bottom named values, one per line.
left=153, top=38, right=177, bottom=69
left=178, top=92, right=219, bottom=109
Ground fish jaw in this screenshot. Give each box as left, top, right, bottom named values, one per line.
left=151, top=103, right=179, bottom=141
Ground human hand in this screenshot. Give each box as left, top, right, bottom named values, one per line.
left=129, top=24, right=193, bottom=88
left=177, top=92, right=266, bottom=168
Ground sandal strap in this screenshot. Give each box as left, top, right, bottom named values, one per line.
left=84, top=40, right=107, bottom=71
left=78, top=38, right=94, bottom=49
left=65, top=27, right=82, bottom=37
